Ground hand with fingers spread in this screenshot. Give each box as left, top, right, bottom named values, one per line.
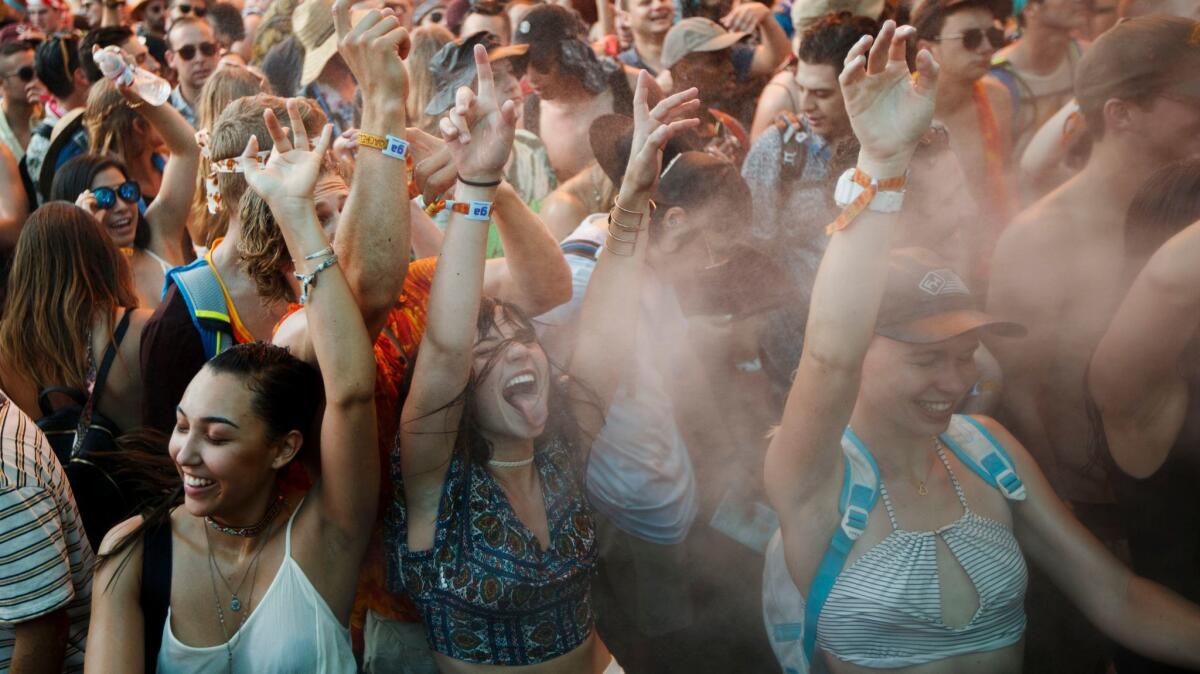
left=839, top=20, right=939, bottom=177
left=240, top=98, right=335, bottom=213
left=438, top=44, right=518, bottom=184
left=334, top=0, right=410, bottom=102
left=619, top=70, right=701, bottom=198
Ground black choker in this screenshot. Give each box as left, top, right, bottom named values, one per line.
left=205, top=495, right=284, bottom=537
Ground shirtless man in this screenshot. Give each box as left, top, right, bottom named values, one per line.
left=913, top=0, right=1014, bottom=279
left=514, top=4, right=634, bottom=181
left=988, top=15, right=1200, bottom=512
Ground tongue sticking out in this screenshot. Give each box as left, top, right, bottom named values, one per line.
left=504, top=382, right=548, bottom=430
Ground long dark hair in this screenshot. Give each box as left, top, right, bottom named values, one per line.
left=101, top=342, right=323, bottom=580
left=50, top=154, right=151, bottom=250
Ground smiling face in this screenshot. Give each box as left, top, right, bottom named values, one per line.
left=170, top=368, right=298, bottom=518
left=470, top=305, right=551, bottom=441
left=626, top=0, right=673, bottom=37
left=89, top=167, right=140, bottom=248
left=860, top=331, right=981, bottom=436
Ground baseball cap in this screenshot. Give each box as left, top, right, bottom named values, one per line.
left=0, top=22, right=43, bottom=46
left=425, top=30, right=528, bottom=116
left=512, top=3, right=587, bottom=60
left=662, top=17, right=747, bottom=69
left=790, top=0, right=884, bottom=34
left=1075, top=15, right=1200, bottom=133
left=875, top=248, right=1025, bottom=343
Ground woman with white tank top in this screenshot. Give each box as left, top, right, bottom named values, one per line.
left=83, top=62, right=383, bottom=673
left=765, top=21, right=1200, bottom=674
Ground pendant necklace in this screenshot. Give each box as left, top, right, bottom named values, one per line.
left=916, top=438, right=942, bottom=496
left=206, top=516, right=274, bottom=673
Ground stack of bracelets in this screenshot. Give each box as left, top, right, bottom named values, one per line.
left=606, top=200, right=652, bottom=256
left=293, top=245, right=339, bottom=305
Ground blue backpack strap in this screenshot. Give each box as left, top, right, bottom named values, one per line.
left=163, top=258, right=236, bottom=360
left=939, top=415, right=1026, bottom=501
left=801, top=427, right=880, bottom=660
left=987, top=61, right=1025, bottom=135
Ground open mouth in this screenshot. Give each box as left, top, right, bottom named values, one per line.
left=917, top=400, right=954, bottom=416
left=502, top=371, right=547, bottom=429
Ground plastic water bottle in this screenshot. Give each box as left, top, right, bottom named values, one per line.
left=92, top=45, right=171, bottom=107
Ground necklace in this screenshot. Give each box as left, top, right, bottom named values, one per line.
left=206, top=521, right=273, bottom=613
left=916, top=438, right=942, bottom=496
left=206, top=518, right=272, bottom=674
left=206, top=493, right=284, bottom=537
left=488, top=456, right=535, bottom=468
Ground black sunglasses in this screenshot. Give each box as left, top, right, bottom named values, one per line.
left=175, top=3, right=207, bottom=15
left=92, top=181, right=141, bottom=209
left=2, top=65, right=35, bottom=83
left=176, top=41, right=217, bottom=60
left=935, top=26, right=1005, bottom=51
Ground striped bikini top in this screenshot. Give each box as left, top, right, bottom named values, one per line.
left=816, top=445, right=1028, bottom=668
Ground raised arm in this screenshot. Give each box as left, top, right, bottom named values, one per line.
left=567, top=72, right=700, bottom=439
left=1089, top=220, right=1200, bottom=478
left=399, top=46, right=518, bottom=510
left=763, top=23, right=938, bottom=548
left=239, top=103, right=377, bottom=613
left=722, top=1, right=790, bottom=78
left=327, top=0, right=412, bottom=338
left=480, top=182, right=572, bottom=315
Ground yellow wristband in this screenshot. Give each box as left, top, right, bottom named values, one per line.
left=356, top=132, right=388, bottom=151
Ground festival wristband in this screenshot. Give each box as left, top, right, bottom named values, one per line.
left=357, top=132, right=409, bottom=160
left=443, top=200, right=493, bottom=221
left=827, top=167, right=907, bottom=235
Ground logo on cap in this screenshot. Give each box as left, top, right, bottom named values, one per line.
left=918, top=269, right=969, bottom=297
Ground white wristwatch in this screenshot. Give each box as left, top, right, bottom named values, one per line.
left=833, top=168, right=906, bottom=213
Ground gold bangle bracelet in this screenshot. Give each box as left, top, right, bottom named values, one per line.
left=607, top=226, right=639, bottom=243
left=605, top=235, right=636, bottom=256
left=608, top=210, right=644, bottom=232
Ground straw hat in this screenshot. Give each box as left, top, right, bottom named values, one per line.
left=294, top=0, right=338, bottom=87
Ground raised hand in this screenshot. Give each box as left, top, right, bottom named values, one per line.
left=438, top=44, right=518, bottom=184
left=839, top=20, right=939, bottom=177
left=407, top=127, right=457, bottom=202
left=333, top=0, right=410, bottom=101
left=620, top=70, right=700, bottom=197
left=721, top=1, right=770, bottom=33
left=239, top=98, right=334, bottom=212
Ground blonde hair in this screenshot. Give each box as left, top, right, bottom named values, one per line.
left=191, top=65, right=269, bottom=247
left=85, top=79, right=146, bottom=163
left=406, top=25, right=455, bottom=136
left=209, top=94, right=329, bottom=303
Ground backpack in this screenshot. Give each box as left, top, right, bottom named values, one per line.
left=774, top=111, right=811, bottom=185
left=163, top=257, right=236, bottom=359
left=762, top=415, right=1027, bottom=674
left=36, top=309, right=133, bottom=550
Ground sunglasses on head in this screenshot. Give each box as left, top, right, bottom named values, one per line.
left=176, top=41, right=217, bottom=60
left=92, top=181, right=141, bottom=209
left=175, top=3, right=207, bottom=16
left=2, top=66, right=35, bottom=83
left=935, top=26, right=1005, bottom=51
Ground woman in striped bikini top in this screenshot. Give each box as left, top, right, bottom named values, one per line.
left=765, top=20, right=1200, bottom=674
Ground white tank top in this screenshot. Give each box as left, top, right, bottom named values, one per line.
left=157, top=501, right=356, bottom=674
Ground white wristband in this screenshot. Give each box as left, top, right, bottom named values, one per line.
left=833, top=168, right=906, bottom=213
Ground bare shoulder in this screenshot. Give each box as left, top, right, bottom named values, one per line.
left=994, top=194, right=1073, bottom=265
left=272, top=310, right=315, bottom=365
left=97, top=514, right=146, bottom=558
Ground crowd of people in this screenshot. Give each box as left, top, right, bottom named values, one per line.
left=0, top=0, right=1199, bottom=671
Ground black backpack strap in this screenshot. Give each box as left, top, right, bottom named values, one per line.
left=140, top=519, right=172, bottom=673
left=36, top=386, right=88, bottom=417
left=90, top=308, right=133, bottom=409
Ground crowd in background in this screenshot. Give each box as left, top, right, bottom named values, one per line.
left=1, top=0, right=1200, bottom=672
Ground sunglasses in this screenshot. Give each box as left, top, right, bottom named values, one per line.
left=935, top=26, right=1005, bottom=51
left=91, top=181, right=141, bottom=209
left=175, top=3, right=207, bottom=15
left=175, top=41, right=217, bottom=60
left=2, top=65, right=35, bottom=83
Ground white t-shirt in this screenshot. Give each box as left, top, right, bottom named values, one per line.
left=0, top=393, right=93, bottom=673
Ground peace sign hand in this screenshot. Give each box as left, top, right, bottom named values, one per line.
left=437, top=44, right=518, bottom=184
left=839, top=20, right=939, bottom=178
left=620, top=70, right=701, bottom=197
left=240, top=98, right=335, bottom=214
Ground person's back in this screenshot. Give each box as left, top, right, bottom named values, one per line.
left=0, top=389, right=93, bottom=673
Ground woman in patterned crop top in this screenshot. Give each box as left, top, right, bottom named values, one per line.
left=390, top=48, right=701, bottom=672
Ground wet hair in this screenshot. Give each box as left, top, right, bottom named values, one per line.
left=191, top=65, right=268, bottom=246
left=796, top=12, right=880, bottom=67
left=208, top=94, right=331, bottom=303
left=50, top=154, right=152, bottom=250
left=99, top=342, right=322, bottom=577
left=34, top=33, right=80, bottom=99
left=0, top=202, right=137, bottom=393
left=1125, top=158, right=1200, bottom=265
left=79, top=25, right=134, bottom=83
left=85, top=79, right=151, bottom=169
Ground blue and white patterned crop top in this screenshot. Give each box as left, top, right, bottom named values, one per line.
left=387, top=433, right=597, bottom=666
